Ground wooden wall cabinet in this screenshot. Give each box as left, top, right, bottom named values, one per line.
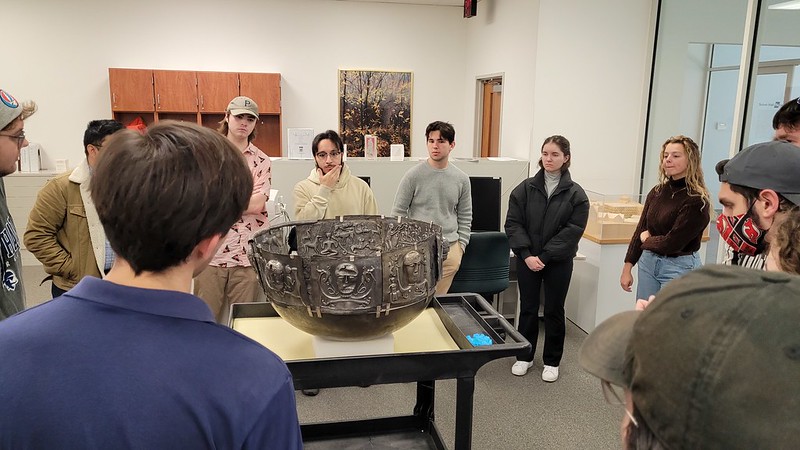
left=108, top=68, right=282, bottom=157
left=240, top=73, right=281, bottom=114
left=109, top=69, right=154, bottom=112
left=197, top=72, right=239, bottom=112
left=154, top=70, right=198, bottom=112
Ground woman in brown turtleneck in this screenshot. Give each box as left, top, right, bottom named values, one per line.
left=620, top=135, right=711, bottom=300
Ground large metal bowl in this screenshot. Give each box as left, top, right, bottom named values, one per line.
left=248, top=216, right=446, bottom=341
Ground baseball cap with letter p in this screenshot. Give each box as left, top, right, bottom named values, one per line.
left=227, top=96, right=259, bottom=119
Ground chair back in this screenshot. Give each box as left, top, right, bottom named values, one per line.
left=448, top=231, right=510, bottom=295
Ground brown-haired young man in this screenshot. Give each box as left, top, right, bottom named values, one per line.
left=0, top=122, right=302, bottom=448
left=392, top=121, right=472, bottom=295
left=0, top=88, right=35, bottom=320
left=195, top=96, right=272, bottom=324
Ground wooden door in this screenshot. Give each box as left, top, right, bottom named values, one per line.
left=197, top=72, right=239, bottom=113
left=153, top=70, right=198, bottom=112
left=480, top=79, right=502, bottom=157
left=109, top=68, right=154, bottom=112
left=239, top=73, right=281, bottom=114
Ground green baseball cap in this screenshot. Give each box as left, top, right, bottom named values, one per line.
left=579, top=265, right=800, bottom=449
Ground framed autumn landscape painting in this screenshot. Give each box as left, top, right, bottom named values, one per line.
left=339, top=69, right=412, bottom=157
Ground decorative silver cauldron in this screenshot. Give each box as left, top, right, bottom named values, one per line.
left=248, top=216, right=447, bottom=341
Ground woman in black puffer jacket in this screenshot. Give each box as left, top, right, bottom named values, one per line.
left=504, top=135, right=589, bottom=382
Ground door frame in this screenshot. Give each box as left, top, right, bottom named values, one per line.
left=474, top=73, right=504, bottom=157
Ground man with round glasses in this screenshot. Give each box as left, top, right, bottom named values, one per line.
left=0, top=88, right=35, bottom=320
left=293, top=129, right=378, bottom=220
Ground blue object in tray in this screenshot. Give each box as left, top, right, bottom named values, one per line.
left=466, top=333, right=493, bottom=347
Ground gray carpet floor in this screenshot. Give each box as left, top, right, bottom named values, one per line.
left=21, top=265, right=622, bottom=449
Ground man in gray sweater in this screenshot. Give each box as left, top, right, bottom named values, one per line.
left=392, top=121, right=472, bottom=295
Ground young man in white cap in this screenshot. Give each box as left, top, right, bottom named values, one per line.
left=579, top=265, right=800, bottom=449
left=194, top=96, right=271, bottom=324
left=0, top=88, right=35, bottom=320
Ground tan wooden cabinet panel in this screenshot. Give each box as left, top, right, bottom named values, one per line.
left=154, top=70, right=198, bottom=112
left=197, top=72, right=239, bottom=113
left=239, top=73, right=281, bottom=114
left=109, top=69, right=154, bottom=112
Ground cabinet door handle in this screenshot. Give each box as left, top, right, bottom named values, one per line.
left=200, top=95, right=204, bottom=110
left=112, top=93, right=116, bottom=105
left=157, top=94, right=160, bottom=109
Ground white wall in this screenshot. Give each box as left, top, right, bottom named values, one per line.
left=644, top=0, right=750, bottom=191
left=3, top=0, right=468, bottom=169
left=530, top=0, right=655, bottom=194
left=3, top=0, right=657, bottom=197
left=462, top=0, right=538, bottom=161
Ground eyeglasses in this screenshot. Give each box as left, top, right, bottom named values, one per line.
left=601, top=380, right=638, bottom=428
left=0, top=132, right=26, bottom=148
left=315, top=150, right=342, bottom=160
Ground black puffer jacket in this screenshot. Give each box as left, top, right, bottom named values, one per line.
left=504, top=169, right=589, bottom=264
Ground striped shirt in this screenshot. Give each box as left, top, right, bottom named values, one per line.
left=723, top=246, right=766, bottom=270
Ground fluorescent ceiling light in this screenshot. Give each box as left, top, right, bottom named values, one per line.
left=769, top=0, right=800, bottom=10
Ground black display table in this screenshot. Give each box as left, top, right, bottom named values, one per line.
left=231, top=293, right=531, bottom=450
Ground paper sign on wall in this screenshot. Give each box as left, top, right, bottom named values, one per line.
left=288, top=128, right=315, bottom=159
left=390, top=144, right=404, bottom=161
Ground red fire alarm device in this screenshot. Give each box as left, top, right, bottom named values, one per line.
left=464, top=0, right=477, bottom=18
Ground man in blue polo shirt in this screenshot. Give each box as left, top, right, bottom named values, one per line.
left=0, top=122, right=303, bottom=448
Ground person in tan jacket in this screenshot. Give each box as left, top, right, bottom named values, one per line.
left=24, top=120, right=123, bottom=297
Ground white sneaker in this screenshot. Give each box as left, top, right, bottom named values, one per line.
left=542, top=365, right=559, bottom=382
left=511, top=360, right=534, bottom=376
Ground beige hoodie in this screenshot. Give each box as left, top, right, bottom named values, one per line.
left=293, top=164, right=379, bottom=220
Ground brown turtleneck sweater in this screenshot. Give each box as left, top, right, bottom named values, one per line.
left=624, top=178, right=710, bottom=264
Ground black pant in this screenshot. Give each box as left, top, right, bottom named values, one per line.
left=51, top=283, right=68, bottom=298
left=516, top=257, right=573, bottom=367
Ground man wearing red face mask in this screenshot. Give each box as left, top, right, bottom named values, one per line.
left=716, top=140, right=800, bottom=269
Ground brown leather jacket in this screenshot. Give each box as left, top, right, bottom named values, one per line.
left=23, top=160, right=107, bottom=291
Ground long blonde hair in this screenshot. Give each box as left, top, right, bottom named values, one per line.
left=657, top=135, right=710, bottom=207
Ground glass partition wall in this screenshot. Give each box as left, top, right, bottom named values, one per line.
left=643, top=0, right=800, bottom=263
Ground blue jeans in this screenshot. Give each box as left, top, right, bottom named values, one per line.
left=636, top=250, right=701, bottom=300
